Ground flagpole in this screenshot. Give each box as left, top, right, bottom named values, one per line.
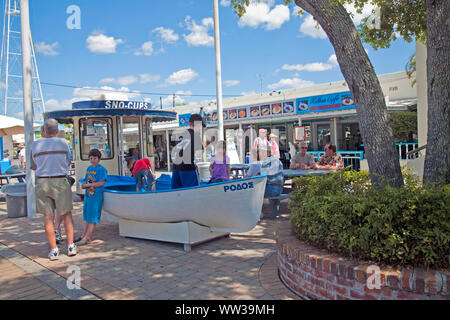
left=213, top=0, right=224, bottom=141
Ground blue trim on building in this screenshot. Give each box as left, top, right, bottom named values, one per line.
left=44, top=108, right=177, bottom=123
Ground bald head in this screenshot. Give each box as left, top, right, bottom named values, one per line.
left=44, top=118, right=59, bottom=136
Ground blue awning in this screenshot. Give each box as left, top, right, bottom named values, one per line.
left=44, top=108, right=177, bottom=124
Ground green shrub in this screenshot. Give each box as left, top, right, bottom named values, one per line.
left=289, top=170, right=450, bottom=269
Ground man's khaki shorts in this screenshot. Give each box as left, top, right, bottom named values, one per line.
left=36, top=177, right=73, bottom=216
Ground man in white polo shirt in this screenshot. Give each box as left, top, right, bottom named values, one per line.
left=31, top=119, right=77, bottom=260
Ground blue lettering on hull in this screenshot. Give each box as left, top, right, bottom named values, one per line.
left=224, top=182, right=254, bottom=192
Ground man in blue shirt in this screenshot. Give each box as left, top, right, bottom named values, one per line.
left=171, top=113, right=205, bottom=189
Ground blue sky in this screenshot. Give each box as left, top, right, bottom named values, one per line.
left=1, top=0, right=416, bottom=115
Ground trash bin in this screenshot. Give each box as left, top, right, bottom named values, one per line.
left=1, top=183, right=27, bottom=218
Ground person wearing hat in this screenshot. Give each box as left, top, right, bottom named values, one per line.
left=171, top=113, right=205, bottom=189
left=269, top=133, right=280, bottom=159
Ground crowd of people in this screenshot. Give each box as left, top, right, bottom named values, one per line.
left=31, top=115, right=344, bottom=260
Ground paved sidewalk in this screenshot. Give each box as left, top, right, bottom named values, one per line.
left=0, top=198, right=300, bottom=300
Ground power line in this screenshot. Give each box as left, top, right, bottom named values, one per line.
left=40, top=81, right=241, bottom=98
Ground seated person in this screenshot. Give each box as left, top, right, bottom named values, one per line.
left=132, top=158, right=156, bottom=192
left=126, top=147, right=140, bottom=173
left=260, top=146, right=284, bottom=198
left=314, top=143, right=344, bottom=170
left=289, top=142, right=315, bottom=169
left=244, top=145, right=263, bottom=178
left=209, top=140, right=230, bottom=183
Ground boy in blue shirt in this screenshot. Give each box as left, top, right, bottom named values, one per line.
left=75, top=149, right=107, bottom=245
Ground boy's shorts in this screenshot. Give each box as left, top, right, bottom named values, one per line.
left=135, top=169, right=155, bottom=190
left=36, top=177, right=73, bottom=216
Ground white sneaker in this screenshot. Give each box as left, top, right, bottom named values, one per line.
left=67, top=244, right=78, bottom=257
left=48, top=248, right=59, bottom=261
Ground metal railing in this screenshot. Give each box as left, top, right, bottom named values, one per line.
left=307, top=151, right=364, bottom=171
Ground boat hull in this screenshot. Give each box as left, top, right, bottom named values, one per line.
left=102, top=176, right=267, bottom=233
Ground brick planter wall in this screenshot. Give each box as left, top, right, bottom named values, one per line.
left=276, top=220, right=449, bottom=300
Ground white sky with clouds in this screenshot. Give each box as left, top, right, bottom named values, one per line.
left=0, top=0, right=415, bottom=114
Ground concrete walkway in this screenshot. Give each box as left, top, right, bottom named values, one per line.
left=0, top=197, right=300, bottom=300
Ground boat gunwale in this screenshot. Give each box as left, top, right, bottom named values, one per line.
left=103, top=175, right=267, bottom=195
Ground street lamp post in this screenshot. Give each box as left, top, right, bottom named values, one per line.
left=19, top=0, right=36, bottom=218
left=213, top=0, right=224, bottom=141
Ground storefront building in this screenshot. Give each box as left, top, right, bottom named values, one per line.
left=152, top=71, right=417, bottom=167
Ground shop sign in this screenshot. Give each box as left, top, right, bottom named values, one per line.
left=296, top=91, right=355, bottom=114
left=178, top=113, right=192, bottom=127
left=72, top=100, right=152, bottom=110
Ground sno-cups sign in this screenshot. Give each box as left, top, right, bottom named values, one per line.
left=104, top=100, right=151, bottom=110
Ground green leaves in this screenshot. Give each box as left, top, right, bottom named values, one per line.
left=289, top=170, right=450, bottom=268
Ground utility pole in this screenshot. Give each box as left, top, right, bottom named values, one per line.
left=160, top=96, right=162, bottom=109
left=213, top=0, right=224, bottom=141
left=172, top=93, right=175, bottom=109
left=19, top=0, right=36, bottom=218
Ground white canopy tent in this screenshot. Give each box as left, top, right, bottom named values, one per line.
left=0, top=115, right=40, bottom=137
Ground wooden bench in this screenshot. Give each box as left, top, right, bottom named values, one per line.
left=265, top=193, right=290, bottom=219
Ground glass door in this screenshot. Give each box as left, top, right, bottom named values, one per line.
left=317, top=124, right=331, bottom=151
left=118, top=117, right=141, bottom=175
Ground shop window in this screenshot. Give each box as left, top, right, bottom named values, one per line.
left=79, top=118, right=113, bottom=160
left=317, top=124, right=331, bottom=151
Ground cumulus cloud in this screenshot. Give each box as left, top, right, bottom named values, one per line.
left=152, top=27, right=179, bottom=43
left=164, top=68, right=198, bottom=86
left=281, top=54, right=338, bottom=73
left=161, top=94, right=186, bottom=107
left=224, top=80, right=240, bottom=87
left=99, top=75, right=138, bottom=86
left=35, top=42, right=60, bottom=56
left=282, top=62, right=333, bottom=72
left=139, top=73, right=160, bottom=84
left=299, top=4, right=378, bottom=39
left=134, top=41, right=154, bottom=56
left=220, top=0, right=230, bottom=6
left=238, top=1, right=290, bottom=30
left=183, top=16, right=214, bottom=47
left=328, top=54, right=338, bottom=66
left=240, top=91, right=257, bottom=96
left=73, top=86, right=140, bottom=100
left=299, top=14, right=327, bottom=39
left=99, top=74, right=160, bottom=85
left=267, top=77, right=315, bottom=90
left=86, top=32, right=123, bottom=53
left=45, top=98, right=76, bottom=110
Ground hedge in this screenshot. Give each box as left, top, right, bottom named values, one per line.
left=289, top=170, right=450, bottom=269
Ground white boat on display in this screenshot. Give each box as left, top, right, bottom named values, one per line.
left=102, top=175, right=267, bottom=251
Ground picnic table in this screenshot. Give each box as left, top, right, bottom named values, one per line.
left=0, top=173, right=26, bottom=185
left=282, top=169, right=336, bottom=177
left=230, top=164, right=249, bottom=179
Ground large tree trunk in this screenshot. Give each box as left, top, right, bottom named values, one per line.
left=423, top=0, right=450, bottom=185
left=295, top=0, right=403, bottom=188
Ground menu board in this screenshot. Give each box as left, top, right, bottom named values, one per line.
left=198, top=90, right=356, bottom=124
left=228, top=109, right=237, bottom=120
left=249, top=106, right=260, bottom=117
left=271, top=103, right=282, bottom=115
left=260, top=104, right=271, bottom=116
left=238, top=108, right=247, bottom=119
